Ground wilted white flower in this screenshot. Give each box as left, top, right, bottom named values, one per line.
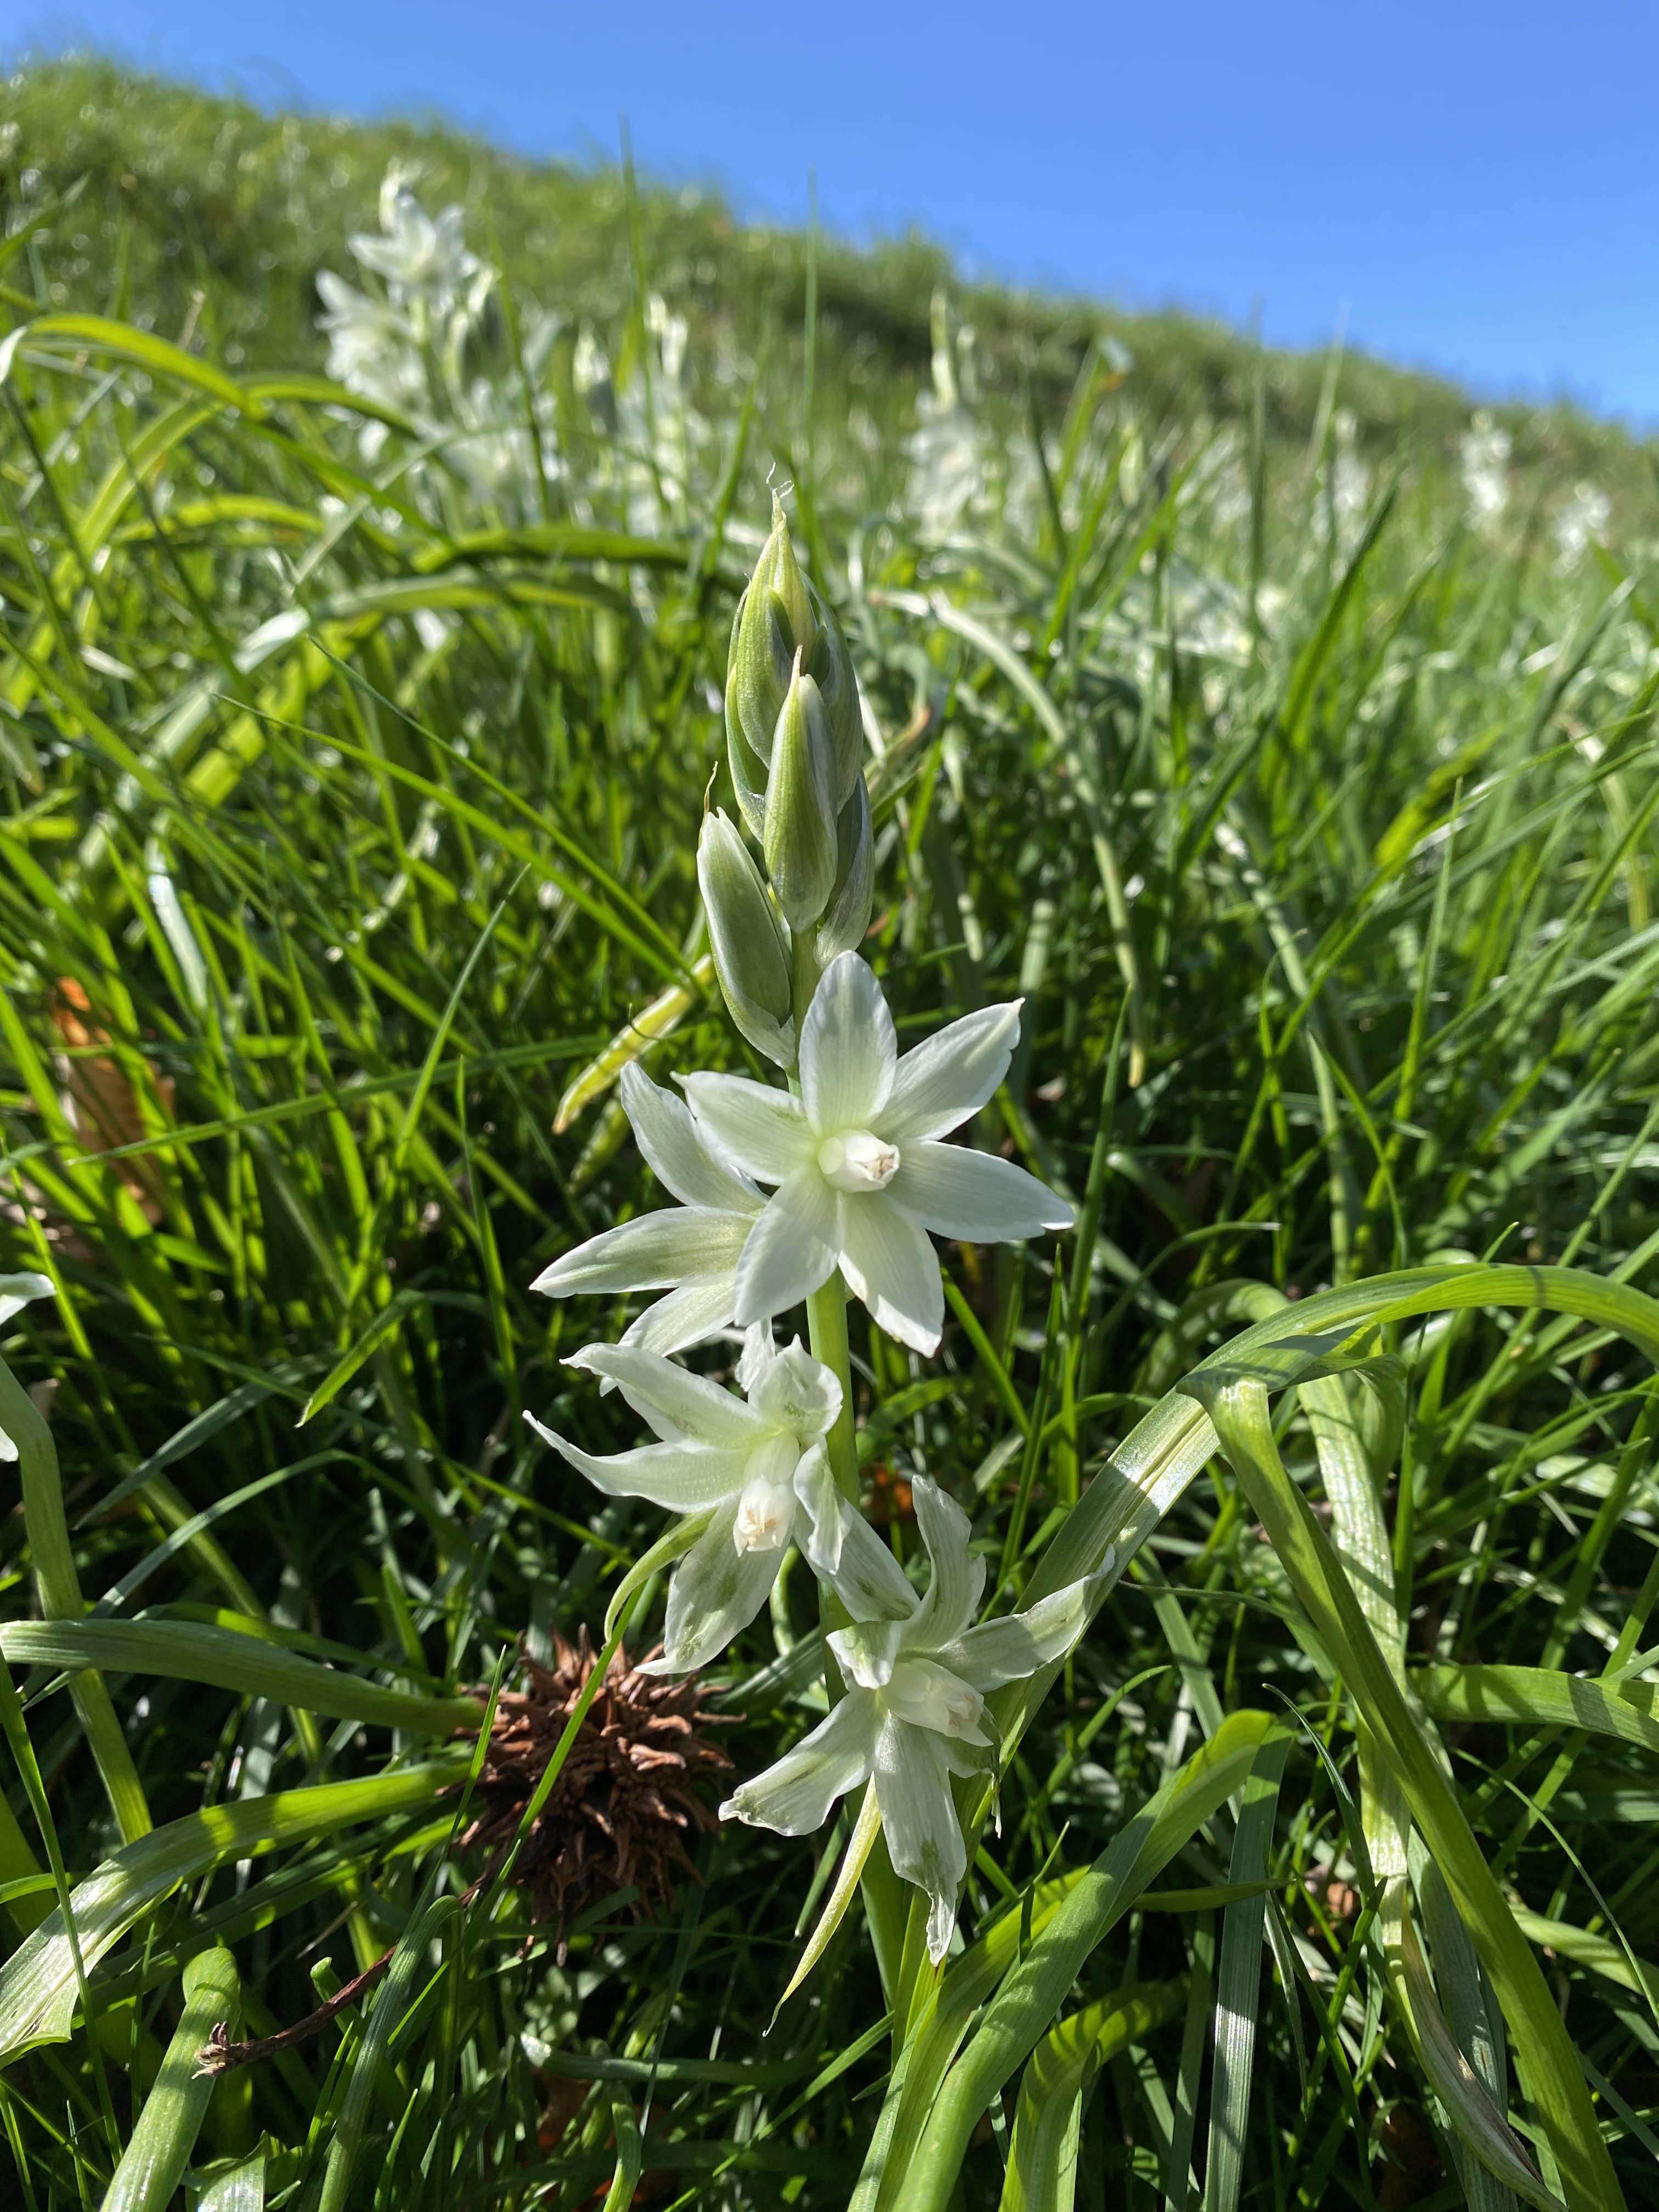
left=532, top=1063, right=761, bottom=1361
left=1461, top=411, right=1511, bottom=532
left=1554, top=481, right=1611, bottom=570
left=721, top=1476, right=1103, bottom=1960
left=684, top=954, right=1072, bottom=1355
left=527, top=1330, right=906, bottom=1672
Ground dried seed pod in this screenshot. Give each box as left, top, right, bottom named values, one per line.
left=460, top=1631, right=735, bottom=1956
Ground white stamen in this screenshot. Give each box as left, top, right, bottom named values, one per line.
left=733, top=1472, right=794, bottom=1553
left=817, top=1128, right=901, bottom=1193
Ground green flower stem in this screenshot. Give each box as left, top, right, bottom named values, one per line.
left=0, top=1355, right=150, bottom=1844
left=789, top=927, right=906, bottom=1998
left=805, top=1273, right=860, bottom=1506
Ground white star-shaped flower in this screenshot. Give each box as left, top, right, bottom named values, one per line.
left=349, top=193, right=477, bottom=307
left=682, top=953, right=1073, bottom=1355
left=721, top=1475, right=1103, bottom=1961
left=526, top=1330, right=910, bottom=1674
left=532, top=1063, right=762, bottom=1364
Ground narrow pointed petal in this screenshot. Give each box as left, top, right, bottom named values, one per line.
left=799, top=952, right=896, bottom=1135
left=889, top=1142, right=1074, bottom=1242
left=682, top=1073, right=814, bottom=1184
left=944, top=1572, right=1103, bottom=1690
left=905, top=1475, right=980, bottom=1648
left=795, top=1447, right=917, bottom=1621
left=620, top=1062, right=760, bottom=1212
left=881, top=1001, right=1024, bottom=1143
left=566, top=1345, right=766, bottom=1448
left=531, top=1209, right=751, bottom=1297
left=720, top=1693, right=879, bottom=1835
left=837, top=1192, right=944, bottom=1355
left=732, top=1171, right=840, bottom=1326
left=827, top=1618, right=905, bottom=1689
left=524, top=1415, right=750, bottom=1510
left=652, top=1498, right=782, bottom=1673
left=618, top=1277, right=740, bottom=1362
left=871, top=1717, right=967, bottom=1963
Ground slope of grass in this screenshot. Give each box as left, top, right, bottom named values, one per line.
left=0, top=53, right=1656, bottom=2212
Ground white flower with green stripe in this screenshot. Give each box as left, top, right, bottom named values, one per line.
left=720, top=1476, right=1103, bottom=1962
left=526, top=1330, right=909, bottom=1674
left=684, top=953, right=1073, bottom=1355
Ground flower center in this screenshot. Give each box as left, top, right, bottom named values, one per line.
left=887, top=1656, right=988, bottom=1742
left=817, top=1129, right=901, bottom=1193
left=732, top=1471, right=795, bottom=1554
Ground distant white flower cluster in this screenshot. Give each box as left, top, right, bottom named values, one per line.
left=1554, top=480, right=1612, bottom=569
left=315, top=167, right=707, bottom=534
left=1461, top=411, right=1511, bottom=532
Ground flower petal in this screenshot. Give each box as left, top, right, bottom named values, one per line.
left=884, top=1656, right=992, bottom=1746
left=881, top=1001, right=1023, bottom=1143
left=618, top=1278, right=740, bottom=1363
left=905, top=1475, right=983, bottom=1649
left=531, top=1209, right=751, bottom=1297
left=652, top=1498, right=782, bottom=1672
left=837, top=1193, right=944, bottom=1355
left=523, top=1415, right=749, bottom=1511
left=732, top=1171, right=840, bottom=1326
left=720, top=1692, right=879, bottom=1835
left=799, top=952, right=896, bottom=1135
left=566, top=1345, right=765, bottom=1448
left=0, top=1273, right=54, bottom=1330
left=794, top=1446, right=917, bottom=1622
left=747, top=1340, right=842, bottom=1442
left=888, top=1142, right=1074, bottom=1243
left=620, top=1062, right=761, bottom=1212
left=872, top=1716, right=967, bottom=1964
left=682, top=1073, right=814, bottom=1184
left=827, top=1617, right=906, bottom=1689
left=943, top=1572, right=1103, bottom=1691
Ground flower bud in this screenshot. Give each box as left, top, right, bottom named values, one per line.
left=764, top=656, right=838, bottom=932
left=725, top=494, right=816, bottom=836
left=816, top=774, right=873, bottom=962
left=697, top=809, right=795, bottom=1068
left=805, top=615, right=864, bottom=812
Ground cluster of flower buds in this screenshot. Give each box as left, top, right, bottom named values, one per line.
left=698, top=496, right=873, bottom=1066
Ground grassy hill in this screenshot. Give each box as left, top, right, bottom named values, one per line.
left=4, top=53, right=1654, bottom=511
left=0, top=49, right=1657, bottom=2212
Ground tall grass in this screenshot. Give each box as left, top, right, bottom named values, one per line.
left=0, top=55, right=1657, bottom=2210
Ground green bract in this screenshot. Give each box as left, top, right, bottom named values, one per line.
left=697, top=808, right=795, bottom=1067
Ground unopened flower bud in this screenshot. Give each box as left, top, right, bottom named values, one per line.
left=804, top=617, right=864, bottom=811
left=763, top=657, right=838, bottom=931
left=725, top=494, right=816, bottom=835
left=816, top=774, right=873, bottom=962
left=697, top=810, right=795, bottom=1068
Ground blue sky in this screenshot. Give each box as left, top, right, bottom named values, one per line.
left=13, top=1, right=1659, bottom=422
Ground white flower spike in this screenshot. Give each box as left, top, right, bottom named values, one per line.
left=526, top=1330, right=910, bottom=1673
left=682, top=953, right=1073, bottom=1354
left=721, top=1476, right=1102, bottom=1962
left=532, top=1063, right=763, bottom=1363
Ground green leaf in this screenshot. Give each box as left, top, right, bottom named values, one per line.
left=0, top=1757, right=465, bottom=2056
left=0, top=1619, right=483, bottom=1736
left=103, top=1946, right=241, bottom=2212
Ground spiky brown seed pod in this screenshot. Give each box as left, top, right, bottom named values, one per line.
left=460, top=1632, right=734, bottom=1955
